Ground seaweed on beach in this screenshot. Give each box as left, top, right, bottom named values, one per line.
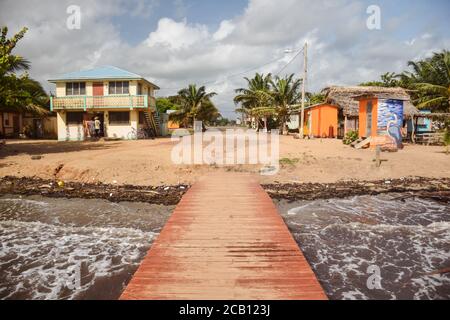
left=0, top=176, right=189, bottom=205
left=263, top=177, right=450, bottom=203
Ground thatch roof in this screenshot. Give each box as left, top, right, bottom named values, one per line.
left=322, top=86, right=419, bottom=118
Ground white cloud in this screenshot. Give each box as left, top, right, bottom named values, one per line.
left=1, top=0, right=449, bottom=119
left=213, top=20, right=235, bottom=41
left=145, top=18, right=209, bottom=49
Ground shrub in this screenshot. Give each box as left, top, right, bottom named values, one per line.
left=444, top=128, right=450, bottom=155
left=343, top=130, right=359, bottom=145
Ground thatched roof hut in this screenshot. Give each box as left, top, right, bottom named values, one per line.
left=321, top=86, right=419, bottom=118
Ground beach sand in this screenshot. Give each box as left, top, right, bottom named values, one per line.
left=0, top=135, right=448, bottom=186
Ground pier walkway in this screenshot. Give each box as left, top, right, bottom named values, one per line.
left=120, top=172, right=327, bottom=300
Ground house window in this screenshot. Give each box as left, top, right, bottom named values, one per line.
left=66, top=112, right=84, bottom=125
left=66, top=82, right=86, bottom=95
left=109, top=81, right=129, bottom=95
left=137, top=83, right=143, bottom=95
left=109, top=111, right=130, bottom=125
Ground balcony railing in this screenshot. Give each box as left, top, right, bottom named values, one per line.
left=50, top=95, right=156, bottom=111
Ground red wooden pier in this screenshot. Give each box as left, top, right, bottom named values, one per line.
left=120, top=173, right=327, bottom=300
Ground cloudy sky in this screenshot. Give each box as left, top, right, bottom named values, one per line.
left=1, top=0, right=449, bottom=119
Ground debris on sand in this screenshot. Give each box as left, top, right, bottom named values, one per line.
left=53, top=164, right=64, bottom=177
left=263, top=177, right=450, bottom=202
left=0, top=176, right=189, bottom=205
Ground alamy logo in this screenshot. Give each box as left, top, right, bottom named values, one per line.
left=171, top=125, right=280, bottom=175
left=366, top=265, right=382, bottom=290
left=66, top=5, right=81, bottom=30
left=366, top=5, right=381, bottom=30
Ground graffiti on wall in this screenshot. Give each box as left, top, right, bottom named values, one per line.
left=377, top=99, right=403, bottom=147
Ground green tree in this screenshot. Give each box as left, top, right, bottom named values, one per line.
left=170, top=84, right=217, bottom=127
left=155, top=97, right=178, bottom=114
left=196, top=98, right=221, bottom=125
left=270, top=74, right=302, bottom=134
left=0, top=26, right=48, bottom=119
left=234, top=73, right=274, bottom=130
left=306, top=92, right=325, bottom=105
left=234, top=73, right=272, bottom=110
left=359, top=72, right=402, bottom=87
left=401, top=50, right=450, bottom=111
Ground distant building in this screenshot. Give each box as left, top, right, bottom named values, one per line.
left=0, top=112, right=22, bottom=138
left=1, top=111, right=57, bottom=139
left=288, top=86, right=419, bottom=144
left=166, top=110, right=180, bottom=129
left=49, top=66, right=165, bottom=141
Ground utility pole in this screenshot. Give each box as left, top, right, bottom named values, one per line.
left=299, top=42, right=307, bottom=139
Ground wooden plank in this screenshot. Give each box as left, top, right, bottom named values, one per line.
left=120, top=172, right=327, bottom=300
left=354, top=136, right=372, bottom=149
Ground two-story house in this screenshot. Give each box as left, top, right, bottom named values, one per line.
left=49, top=66, right=162, bottom=141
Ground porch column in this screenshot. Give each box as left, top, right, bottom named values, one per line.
left=344, top=115, right=348, bottom=135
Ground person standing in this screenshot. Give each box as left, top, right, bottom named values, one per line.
left=94, top=116, right=101, bottom=138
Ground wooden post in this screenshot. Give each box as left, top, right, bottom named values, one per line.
left=412, top=115, right=417, bottom=144
left=375, top=145, right=381, bottom=167
left=1, top=112, right=5, bottom=138
left=344, top=115, right=348, bottom=136
left=299, top=42, right=307, bottom=139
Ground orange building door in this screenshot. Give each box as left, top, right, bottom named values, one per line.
left=366, top=101, right=373, bottom=136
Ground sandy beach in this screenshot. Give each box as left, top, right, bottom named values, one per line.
left=0, top=135, right=448, bottom=186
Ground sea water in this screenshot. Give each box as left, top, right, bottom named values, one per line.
left=275, top=194, right=450, bottom=300
left=0, top=195, right=174, bottom=300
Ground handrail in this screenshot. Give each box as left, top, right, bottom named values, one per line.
left=50, top=94, right=156, bottom=111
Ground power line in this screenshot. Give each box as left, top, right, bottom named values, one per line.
left=157, top=51, right=295, bottom=92
left=275, top=47, right=304, bottom=76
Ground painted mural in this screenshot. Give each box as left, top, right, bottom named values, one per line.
left=377, top=99, right=403, bottom=147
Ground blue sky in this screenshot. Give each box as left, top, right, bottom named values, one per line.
left=1, top=0, right=449, bottom=119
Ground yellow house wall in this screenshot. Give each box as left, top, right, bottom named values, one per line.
left=56, top=83, right=66, bottom=97
left=86, top=81, right=93, bottom=96
left=53, top=78, right=157, bottom=141
left=105, top=109, right=138, bottom=139
left=56, top=111, right=86, bottom=141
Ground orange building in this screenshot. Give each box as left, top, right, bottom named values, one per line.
left=354, top=92, right=418, bottom=149
left=303, top=103, right=338, bottom=138
left=357, top=97, right=378, bottom=138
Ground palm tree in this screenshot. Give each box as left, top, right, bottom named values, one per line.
left=171, top=84, right=217, bottom=128
left=234, top=73, right=274, bottom=130
left=0, top=26, right=48, bottom=115
left=401, top=50, right=450, bottom=112
left=306, top=92, right=325, bottom=106
left=196, top=98, right=221, bottom=125
left=270, top=74, right=302, bottom=134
